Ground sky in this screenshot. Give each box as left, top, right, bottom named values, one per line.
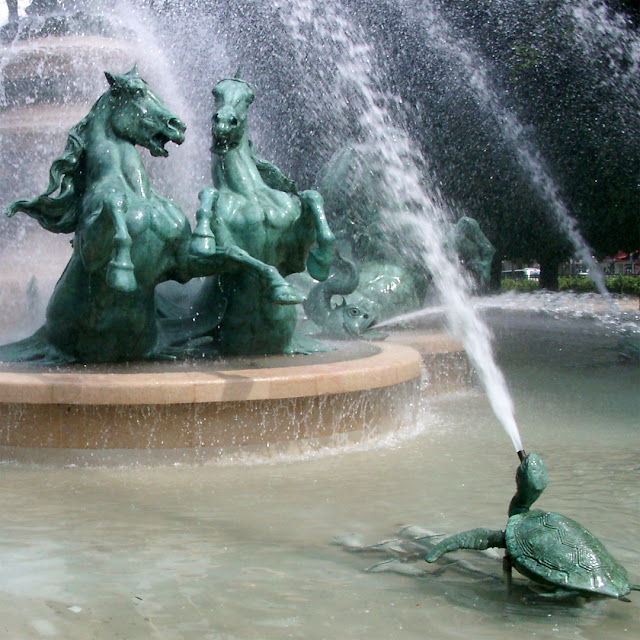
left=0, top=1, right=31, bottom=26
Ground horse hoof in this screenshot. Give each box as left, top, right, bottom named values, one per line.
left=189, top=236, right=217, bottom=257
left=268, top=283, right=304, bottom=305
left=106, top=265, right=137, bottom=292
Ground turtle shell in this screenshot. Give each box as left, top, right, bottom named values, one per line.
left=505, top=509, right=631, bottom=599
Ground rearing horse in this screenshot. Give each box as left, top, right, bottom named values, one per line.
left=2, top=67, right=300, bottom=363
left=194, top=76, right=335, bottom=354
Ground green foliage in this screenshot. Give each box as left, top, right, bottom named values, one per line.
left=502, top=275, right=640, bottom=295
left=557, top=276, right=640, bottom=294
left=604, top=275, right=640, bottom=295
left=558, top=276, right=597, bottom=293
left=500, top=278, right=540, bottom=293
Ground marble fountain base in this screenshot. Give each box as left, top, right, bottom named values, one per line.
left=0, top=336, right=471, bottom=466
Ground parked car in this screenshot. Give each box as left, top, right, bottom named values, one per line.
left=502, top=268, right=540, bottom=281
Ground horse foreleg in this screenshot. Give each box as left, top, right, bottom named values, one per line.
left=190, top=188, right=218, bottom=257
left=217, top=246, right=303, bottom=305
left=189, top=187, right=238, bottom=259
left=299, top=190, right=335, bottom=281
left=104, top=193, right=136, bottom=292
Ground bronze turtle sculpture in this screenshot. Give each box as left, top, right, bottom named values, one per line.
left=426, top=453, right=640, bottom=601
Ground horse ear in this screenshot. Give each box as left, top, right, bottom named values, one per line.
left=125, top=64, right=140, bottom=78
left=105, top=70, right=129, bottom=92
left=234, top=66, right=243, bottom=80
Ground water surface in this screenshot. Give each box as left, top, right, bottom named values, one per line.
left=0, top=298, right=638, bottom=639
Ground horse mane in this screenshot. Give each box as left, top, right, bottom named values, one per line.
left=5, top=106, right=94, bottom=233
left=248, top=141, right=298, bottom=194
left=5, top=67, right=150, bottom=232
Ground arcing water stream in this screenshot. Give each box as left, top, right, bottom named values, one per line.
left=277, top=0, right=524, bottom=452
left=274, top=0, right=640, bottom=453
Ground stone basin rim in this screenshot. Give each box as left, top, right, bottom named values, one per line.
left=0, top=341, right=424, bottom=406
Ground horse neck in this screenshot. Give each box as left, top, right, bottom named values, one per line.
left=213, top=138, right=266, bottom=195
left=84, top=107, right=150, bottom=196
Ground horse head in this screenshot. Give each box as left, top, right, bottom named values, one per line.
left=211, top=76, right=255, bottom=155
left=104, top=66, right=186, bottom=157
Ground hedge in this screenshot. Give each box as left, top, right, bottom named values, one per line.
left=500, top=276, right=640, bottom=295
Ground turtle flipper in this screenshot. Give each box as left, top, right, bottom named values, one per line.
left=365, top=559, right=436, bottom=577
left=425, top=528, right=506, bottom=563
left=525, top=587, right=583, bottom=601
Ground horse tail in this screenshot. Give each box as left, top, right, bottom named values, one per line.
left=5, top=129, right=85, bottom=233
left=303, top=251, right=360, bottom=325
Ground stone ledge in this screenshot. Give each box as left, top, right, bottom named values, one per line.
left=0, top=334, right=472, bottom=457
left=0, top=342, right=422, bottom=405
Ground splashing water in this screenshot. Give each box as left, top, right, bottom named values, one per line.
left=276, top=0, right=523, bottom=452
left=113, top=0, right=213, bottom=214
left=400, top=0, right=609, bottom=296
left=571, top=0, right=640, bottom=101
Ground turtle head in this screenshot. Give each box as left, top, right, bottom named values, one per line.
left=508, top=452, right=548, bottom=517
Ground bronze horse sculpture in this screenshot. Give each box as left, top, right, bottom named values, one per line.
left=192, top=76, right=335, bottom=354
left=1, top=67, right=300, bottom=363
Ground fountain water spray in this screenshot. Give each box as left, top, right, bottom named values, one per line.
left=572, top=0, right=640, bottom=105
left=401, top=0, right=609, bottom=296
left=276, top=0, right=524, bottom=452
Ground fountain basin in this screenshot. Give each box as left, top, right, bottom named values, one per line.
left=0, top=339, right=471, bottom=464
left=387, top=331, right=474, bottom=393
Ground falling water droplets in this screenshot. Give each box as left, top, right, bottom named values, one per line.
left=277, top=0, right=524, bottom=452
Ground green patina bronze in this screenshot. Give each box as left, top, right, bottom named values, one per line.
left=314, top=147, right=495, bottom=338
left=303, top=252, right=385, bottom=340
left=306, top=255, right=425, bottom=336
left=444, top=216, right=496, bottom=287
left=426, top=453, right=640, bottom=601
left=302, top=216, right=494, bottom=340
left=317, top=144, right=428, bottom=286
left=193, top=76, right=335, bottom=355
left=0, top=67, right=300, bottom=364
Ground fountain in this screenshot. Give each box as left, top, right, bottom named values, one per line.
left=0, top=0, right=467, bottom=462
left=0, top=0, right=638, bottom=637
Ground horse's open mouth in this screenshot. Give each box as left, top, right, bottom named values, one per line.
left=149, top=132, right=172, bottom=157
left=151, top=127, right=186, bottom=156
left=211, top=136, right=238, bottom=155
